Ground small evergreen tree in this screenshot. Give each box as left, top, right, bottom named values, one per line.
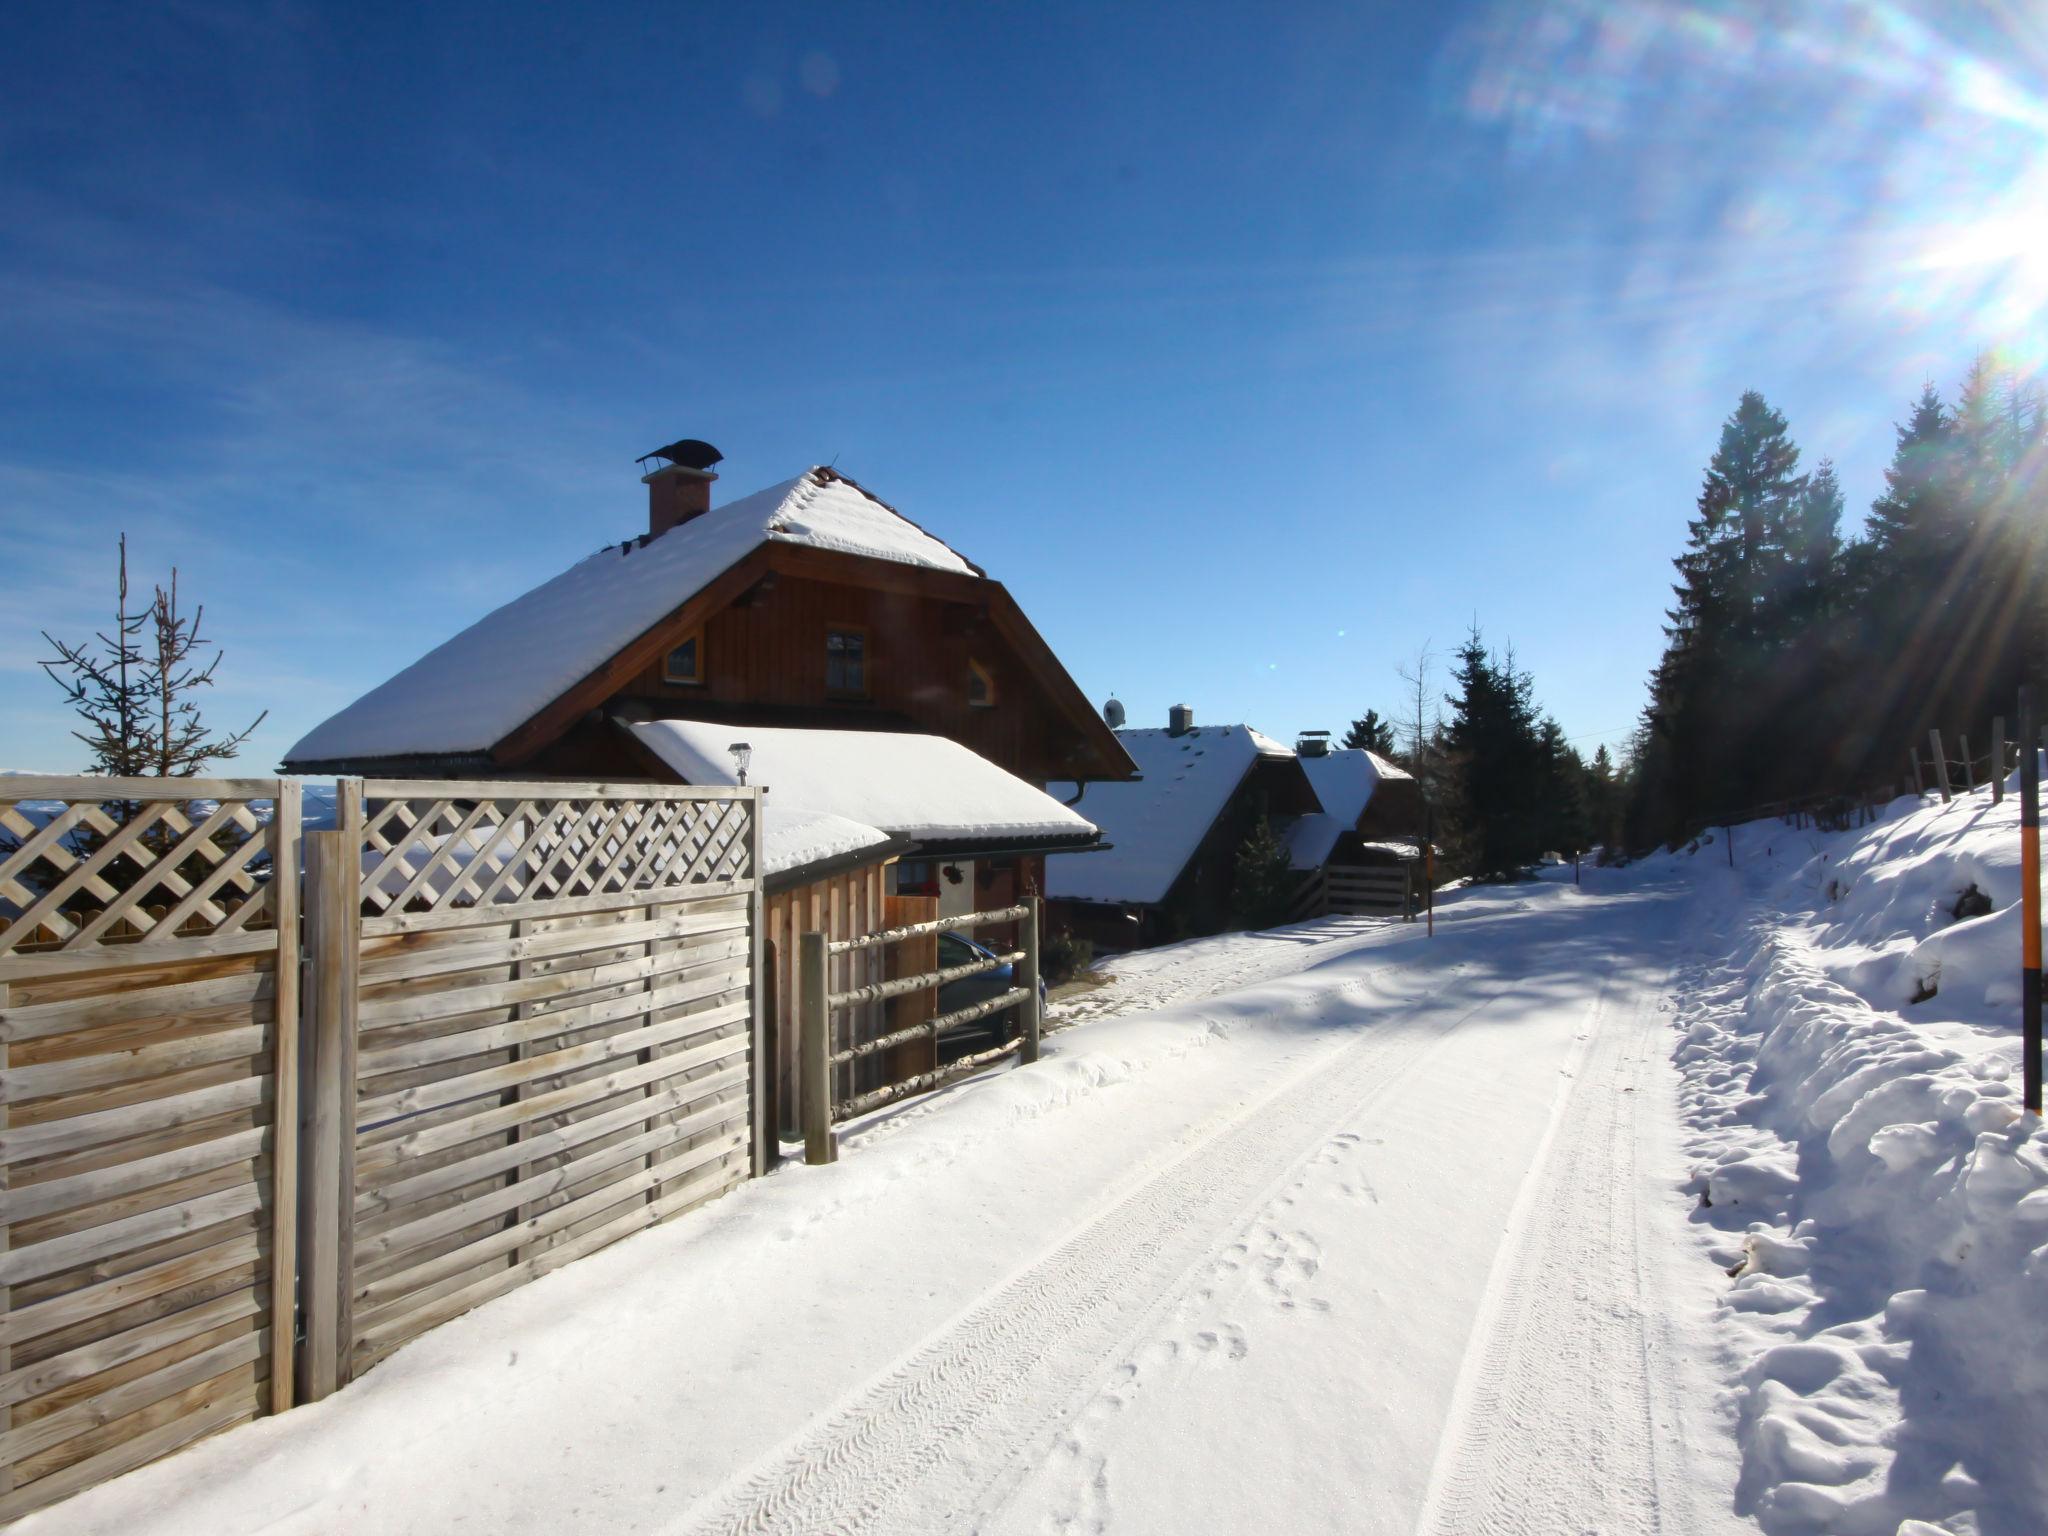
left=1229, top=813, right=1298, bottom=930
left=143, top=569, right=267, bottom=776
left=39, top=535, right=156, bottom=777
left=1342, top=710, right=1397, bottom=754
left=40, top=536, right=267, bottom=778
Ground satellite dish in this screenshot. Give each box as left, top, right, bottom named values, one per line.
left=1104, top=697, right=1126, bottom=729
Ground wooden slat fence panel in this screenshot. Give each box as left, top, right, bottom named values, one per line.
left=0, top=777, right=299, bottom=1524
left=328, top=782, right=761, bottom=1384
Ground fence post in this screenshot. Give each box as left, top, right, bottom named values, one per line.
left=800, top=931, right=836, bottom=1166
left=1929, top=729, right=1953, bottom=803
left=1019, top=898, right=1043, bottom=1066
left=1961, top=735, right=1975, bottom=792
left=2021, top=686, right=2041, bottom=1115
left=298, top=821, right=360, bottom=1403
left=1909, top=745, right=1925, bottom=796
left=267, top=780, right=302, bottom=1416
left=1994, top=717, right=2008, bottom=805
left=747, top=788, right=775, bottom=1176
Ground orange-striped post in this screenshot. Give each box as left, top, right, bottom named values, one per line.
left=2022, top=686, right=2041, bottom=1115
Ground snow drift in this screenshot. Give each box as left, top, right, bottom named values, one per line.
left=1668, top=780, right=2048, bottom=1536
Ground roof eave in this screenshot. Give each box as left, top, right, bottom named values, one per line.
left=765, top=834, right=920, bottom=895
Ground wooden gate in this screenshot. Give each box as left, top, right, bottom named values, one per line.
left=299, top=780, right=765, bottom=1395
left=0, top=777, right=301, bottom=1521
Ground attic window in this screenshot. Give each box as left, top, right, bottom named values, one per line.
left=664, top=632, right=703, bottom=686
left=968, top=659, right=996, bottom=708
left=826, top=627, right=867, bottom=697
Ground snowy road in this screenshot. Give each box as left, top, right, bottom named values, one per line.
left=37, top=876, right=1749, bottom=1536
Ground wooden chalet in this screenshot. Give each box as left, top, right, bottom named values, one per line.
left=1043, top=708, right=1320, bottom=949
left=286, top=442, right=1137, bottom=1127
left=1279, top=734, right=1431, bottom=918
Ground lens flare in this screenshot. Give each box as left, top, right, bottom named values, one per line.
left=1449, top=1, right=2048, bottom=366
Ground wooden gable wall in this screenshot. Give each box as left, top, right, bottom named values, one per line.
left=605, top=568, right=1102, bottom=783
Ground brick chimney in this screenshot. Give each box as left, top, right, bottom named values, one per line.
left=638, top=438, right=724, bottom=538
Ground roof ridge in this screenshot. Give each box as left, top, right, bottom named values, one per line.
left=806, top=465, right=985, bottom=578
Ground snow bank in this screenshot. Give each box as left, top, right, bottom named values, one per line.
left=1667, top=781, right=2048, bottom=1534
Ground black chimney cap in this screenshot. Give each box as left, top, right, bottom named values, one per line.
left=638, top=438, right=723, bottom=472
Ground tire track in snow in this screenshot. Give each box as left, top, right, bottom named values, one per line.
left=1415, top=941, right=1702, bottom=1536
left=672, top=975, right=1512, bottom=1536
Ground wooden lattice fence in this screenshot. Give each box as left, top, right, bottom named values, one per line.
left=0, top=774, right=770, bottom=1522
left=300, top=780, right=767, bottom=1393
left=0, top=777, right=301, bottom=1522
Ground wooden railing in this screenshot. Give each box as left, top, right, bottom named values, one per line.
left=798, top=900, right=1041, bottom=1165
left=1290, top=864, right=1415, bottom=923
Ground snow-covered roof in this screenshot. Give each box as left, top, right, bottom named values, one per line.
left=759, top=809, right=900, bottom=880
left=1279, top=813, right=1345, bottom=872
left=1297, top=748, right=1406, bottom=831
left=1044, top=725, right=1295, bottom=906
left=627, top=719, right=1097, bottom=850
left=286, top=469, right=979, bottom=766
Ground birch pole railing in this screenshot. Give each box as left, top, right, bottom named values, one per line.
left=799, top=900, right=1040, bottom=1166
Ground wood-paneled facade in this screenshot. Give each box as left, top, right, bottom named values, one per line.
left=511, top=543, right=1130, bottom=788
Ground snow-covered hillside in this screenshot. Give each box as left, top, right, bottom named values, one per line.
left=1663, top=782, right=2047, bottom=1535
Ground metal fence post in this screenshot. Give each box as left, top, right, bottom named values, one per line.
left=1019, top=897, right=1042, bottom=1066
left=1994, top=717, right=2008, bottom=805
left=800, top=931, right=836, bottom=1165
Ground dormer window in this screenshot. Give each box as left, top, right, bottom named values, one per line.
left=968, top=659, right=996, bottom=708
left=664, top=631, right=703, bottom=685
left=826, top=627, right=867, bottom=697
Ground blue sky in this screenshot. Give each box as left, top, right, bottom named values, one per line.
left=4, top=1, right=2043, bottom=773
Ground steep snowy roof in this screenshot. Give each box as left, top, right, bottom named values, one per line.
left=286, top=469, right=979, bottom=765
left=1280, top=813, right=1345, bottom=872
left=1297, top=748, right=1406, bottom=831
left=627, top=719, right=1097, bottom=848
left=1044, top=725, right=1295, bottom=906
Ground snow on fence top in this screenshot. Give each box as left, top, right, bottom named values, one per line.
left=285, top=469, right=980, bottom=765
left=628, top=719, right=1098, bottom=850
left=1045, top=725, right=1295, bottom=906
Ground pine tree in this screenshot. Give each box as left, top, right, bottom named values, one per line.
left=143, top=569, right=267, bottom=776
left=39, top=535, right=155, bottom=777
left=1442, top=627, right=1550, bottom=879
left=1635, top=390, right=1812, bottom=839
left=1864, top=383, right=1950, bottom=578
left=1342, top=710, right=1396, bottom=754
left=39, top=535, right=269, bottom=778
left=1229, top=812, right=1298, bottom=930
left=1789, top=460, right=1844, bottom=612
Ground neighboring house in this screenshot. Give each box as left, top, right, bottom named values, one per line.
left=1276, top=733, right=1432, bottom=919
left=1279, top=733, right=1430, bottom=874
left=1044, top=708, right=1320, bottom=949
left=285, top=441, right=1135, bottom=1124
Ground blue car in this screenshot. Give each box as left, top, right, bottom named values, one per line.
left=935, top=929, right=1048, bottom=1061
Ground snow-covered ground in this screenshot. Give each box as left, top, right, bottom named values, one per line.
left=27, top=782, right=2048, bottom=1535
left=1662, top=783, right=2048, bottom=1536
